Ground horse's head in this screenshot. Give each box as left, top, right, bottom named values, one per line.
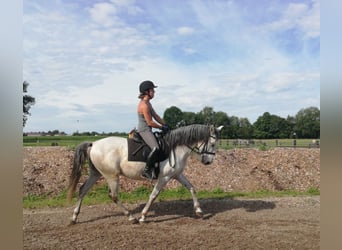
left=165, top=124, right=224, bottom=165
left=199, top=125, right=223, bottom=165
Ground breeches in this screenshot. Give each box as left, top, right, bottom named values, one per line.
left=139, top=130, right=159, bottom=150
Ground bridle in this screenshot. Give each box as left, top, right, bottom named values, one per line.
left=187, top=135, right=217, bottom=156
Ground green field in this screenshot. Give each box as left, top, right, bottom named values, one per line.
left=23, top=135, right=319, bottom=149
left=23, top=135, right=110, bottom=147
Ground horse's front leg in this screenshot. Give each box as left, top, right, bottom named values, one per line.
left=139, top=177, right=169, bottom=223
left=175, top=174, right=204, bottom=217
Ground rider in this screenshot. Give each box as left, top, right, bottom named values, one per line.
left=137, top=80, right=170, bottom=180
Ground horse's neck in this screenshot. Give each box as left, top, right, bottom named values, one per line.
left=174, top=145, right=193, bottom=161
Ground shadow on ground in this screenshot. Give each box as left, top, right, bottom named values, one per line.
left=74, top=198, right=276, bottom=225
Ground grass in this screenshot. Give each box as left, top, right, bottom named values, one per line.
left=23, top=135, right=109, bottom=147
left=24, top=136, right=319, bottom=149
left=23, top=185, right=320, bottom=209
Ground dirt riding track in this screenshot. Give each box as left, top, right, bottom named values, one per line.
left=23, top=147, right=320, bottom=249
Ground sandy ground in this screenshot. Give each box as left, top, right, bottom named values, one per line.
left=23, top=146, right=320, bottom=249
left=23, top=196, right=319, bottom=249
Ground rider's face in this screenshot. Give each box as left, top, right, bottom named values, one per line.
left=148, top=89, right=155, bottom=98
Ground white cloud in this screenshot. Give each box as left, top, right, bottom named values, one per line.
left=182, top=47, right=196, bottom=55
left=110, top=0, right=143, bottom=15
left=111, top=0, right=135, bottom=7
left=89, top=2, right=118, bottom=27
left=298, top=0, right=320, bottom=38
left=177, top=26, right=195, bottom=35
left=265, top=0, right=320, bottom=39
left=262, top=71, right=319, bottom=94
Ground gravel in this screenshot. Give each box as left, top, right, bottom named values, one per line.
left=23, top=146, right=320, bottom=196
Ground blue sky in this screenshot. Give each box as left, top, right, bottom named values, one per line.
left=23, top=0, right=320, bottom=134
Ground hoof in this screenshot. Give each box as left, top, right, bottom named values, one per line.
left=195, top=208, right=204, bottom=218
left=196, top=211, right=204, bottom=218
left=138, top=216, right=146, bottom=224
left=129, top=217, right=138, bottom=224
left=68, top=220, right=77, bottom=226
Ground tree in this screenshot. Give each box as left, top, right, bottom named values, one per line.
left=163, top=106, right=183, bottom=129
left=286, top=115, right=296, bottom=138
left=213, top=111, right=230, bottom=138
left=213, top=111, right=229, bottom=126
left=227, top=116, right=240, bottom=139
left=198, top=106, right=215, bottom=124
left=23, top=81, right=35, bottom=127
left=253, top=112, right=271, bottom=138
left=182, top=111, right=197, bottom=125
left=294, top=107, right=320, bottom=138
left=253, top=112, right=291, bottom=139
left=160, top=105, right=320, bottom=139
left=270, top=115, right=291, bottom=138
left=237, top=117, right=253, bottom=139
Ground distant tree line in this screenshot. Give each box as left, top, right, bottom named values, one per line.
left=163, top=106, right=320, bottom=139
left=72, top=131, right=127, bottom=137
left=24, top=106, right=320, bottom=139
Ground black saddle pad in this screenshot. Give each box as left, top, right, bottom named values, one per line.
left=127, top=138, right=150, bottom=162
left=127, top=137, right=170, bottom=162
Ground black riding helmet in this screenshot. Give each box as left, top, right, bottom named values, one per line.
left=139, top=80, right=158, bottom=94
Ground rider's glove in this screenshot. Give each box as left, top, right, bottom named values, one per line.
left=161, top=124, right=170, bottom=134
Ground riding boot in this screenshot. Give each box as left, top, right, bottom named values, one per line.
left=141, top=147, right=159, bottom=180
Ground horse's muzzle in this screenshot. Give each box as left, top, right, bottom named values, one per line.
left=201, top=155, right=213, bottom=165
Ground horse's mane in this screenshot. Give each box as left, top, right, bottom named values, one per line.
left=164, top=124, right=211, bottom=150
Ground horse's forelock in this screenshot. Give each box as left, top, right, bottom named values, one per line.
left=165, top=124, right=211, bottom=149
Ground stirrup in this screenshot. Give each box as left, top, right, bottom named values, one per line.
left=141, top=171, right=153, bottom=180
left=141, top=170, right=157, bottom=180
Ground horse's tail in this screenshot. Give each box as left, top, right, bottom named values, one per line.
left=67, top=142, right=93, bottom=203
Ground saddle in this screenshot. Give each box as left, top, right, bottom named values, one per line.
left=127, top=129, right=169, bottom=163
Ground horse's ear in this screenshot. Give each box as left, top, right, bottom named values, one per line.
left=216, top=125, right=224, bottom=132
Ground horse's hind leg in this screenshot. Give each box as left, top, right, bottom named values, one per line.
left=175, top=174, right=204, bottom=217
left=107, top=176, right=137, bottom=223
left=70, top=167, right=101, bottom=224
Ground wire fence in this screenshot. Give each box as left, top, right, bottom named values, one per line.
left=218, top=139, right=320, bottom=149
